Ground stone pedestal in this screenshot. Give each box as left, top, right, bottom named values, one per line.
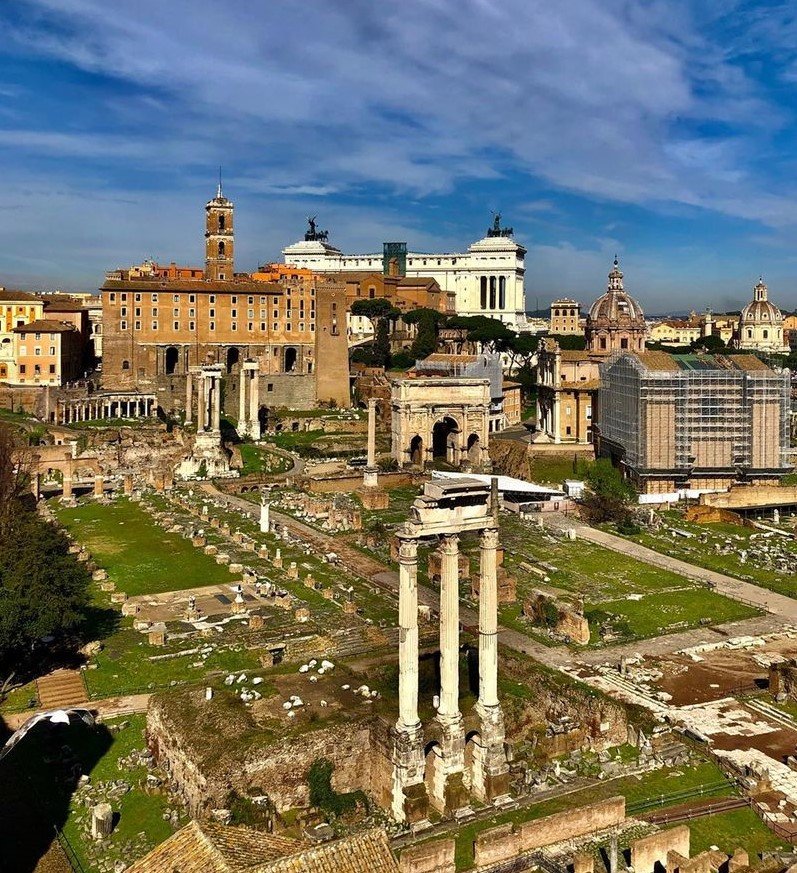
left=358, top=483, right=390, bottom=510
left=391, top=722, right=427, bottom=823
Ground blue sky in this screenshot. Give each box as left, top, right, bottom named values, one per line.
left=2, top=0, right=797, bottom=313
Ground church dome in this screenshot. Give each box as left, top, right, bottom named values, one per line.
left=588, top=258, right=646, bottom=324
left=740, top=280, right=783, bottom=326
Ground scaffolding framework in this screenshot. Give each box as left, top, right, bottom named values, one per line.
left=598, top=352, right=790, bottom=490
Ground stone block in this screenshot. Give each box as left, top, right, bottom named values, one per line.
left=121, top=602, right=139, bottom=617
left=295, top=607, right=310, bottom=623
left=631, top=826, right=690, bottom=873
left=229, top=563, right=244, bottom=574
left=100, top=581, right=116, bottom=592
left=400, top=838, right=454, bottom=873
left=249, top=614, right=265, bottom=630
left=92, top=569, right=108, bottom=582
left=343, top=599, right=357, bottom=615
left=574, top=851, right=594, bottom=873
left=110, top=592, right=127, bottom=603
left=204, top=544, right=218, bottom=556
left=216, top=553, right=230, bottom=565
left=322, top=587, right=334, bottom=600
left=148, top=629, right=167, bottom=646
left=91, top=803, right=113, bottom=840
left=287, top=562, right=299, bottom=579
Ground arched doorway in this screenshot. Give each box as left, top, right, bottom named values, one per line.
left=284, top=347, right=298, bottom=373
left=226, top=347, right=240, bottom=374
left=467, top=433, right=481, bottom=465
left=410, top=435, right=424, bottom=466
left=165, top=346, right=179, bottom=375
left=432, top=417, right=459, bottom=464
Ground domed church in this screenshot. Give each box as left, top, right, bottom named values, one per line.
left=585, top=257, right=647, bottom=356
left=735, top=279, right=789, bottom=354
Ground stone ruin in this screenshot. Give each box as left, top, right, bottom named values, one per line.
left=275, top=490, right=362, bottom=532
left=392, top=476, right=510, bottom=822
left=522, top=589, right=590, bottom=645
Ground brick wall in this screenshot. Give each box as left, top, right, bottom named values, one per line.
left=631, top=826, right=690, bottom=873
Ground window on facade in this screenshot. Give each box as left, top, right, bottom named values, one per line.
left=231, top=296, right=237, bottom=304
left=189, top=321, right=195, bottom=331
left=231, top=323, right=237, bottom=331
left=620, top=338, right=628, bottom=349
left=209, top=322, right=215, bottom=331
left=248, top=309, right=254, bottom=318
left=209, top=295, right=216, bottom=303
left=152, top=321, right=158, bottom=330
left=231, top=309, right=237, bottom=318
left=122, top=360, right=130, bottom=370
left=764, top=329, right=769, bottom=339
left=152, top=307, right=158, bottom=317
left=151, top=293, right=158, bottom=302
left=600, top=337, right=607, bottom=349
left=34, top=364, right=41, bottom=375
left=110, top=293, right=116, bottom=302
left=273, top=310, right=278, bottom=319
left=273, top=323, right=278, bottom=331
left=49, top=346, right=55, bottom=355
left=248, top=296, right=253, bottom=304
left=120, top=321, right=127, bottom=330
left=173, top=295, right=179, bottom=303
left=218, top=241, right=225, bottom=256
left=35, top=347, right=41, bottom=356
left=209, top=308, right=215, bottom=318
left=586, top=406, right=592, bottom=420
left=189, top=308, right=195, bottom=318
left=218, top=214, right=225, bottom=230
left=135, top=307, right=141, bottom=317
left=189, top=294, right=195, bottom=303
left=49, top=364, right=55, bottom=374
left=566, top=426, right=572, bottom=435
left=121, top=307, right=127, bottom=317
left=121, top=293, right=127, bottom=302
left=135, top=321, right=141, bottom=330
left=173, top=321, right=179, bottom=330
left=19, top=364, right=26, bottom=374
left=267, top=383, right=273, bottom=392
left=260, top=322, right=266, bottom=331
left=248, top=322, right=253, bottom=331
left=34, top=333, right=41, bottom=341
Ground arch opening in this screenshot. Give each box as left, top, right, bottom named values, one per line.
left=165, top=346, right=179, bottom=375
left=226, top=347, right=240, bottom=374
left=432, top=416, right=460, bottom=464
left=284, top=347, right=298, bottom=373
left=410, top=434, right=424, bottom=466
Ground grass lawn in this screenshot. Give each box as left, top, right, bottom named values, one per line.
left=615, top=512, right=797, bottom=600
left=0, top=680, right=39, bottom=713
left=83, top=628, right=267, bottom=699
left=238, top=443, right=291, bottom=476
left=446, top=760, right=730, bottom=870
left=528, top=453, right=594, bottom=486
left=687, top=807, right=787, bottom=857
left=54, top=498, right=233, bottom=596
left=492, top=515, right=758, bottom=645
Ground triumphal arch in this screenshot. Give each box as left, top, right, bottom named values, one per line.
left=390, top=377, right=491, bottom=470
left=392, top=477, right=509, bottom=822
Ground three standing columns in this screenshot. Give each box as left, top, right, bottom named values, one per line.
left=194, top=368, right=222, bottom=433
left=392, top=526, right=508, bottom=822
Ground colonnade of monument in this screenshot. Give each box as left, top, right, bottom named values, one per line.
left=392, top=480, right=509, bottom=822
left=57, top=394, right=156, bottom=425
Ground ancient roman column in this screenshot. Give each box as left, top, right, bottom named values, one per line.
left=185, top=372, right=193, bottom=425
left=238, top=370, right=247, bottom=433
left=437, top=533, right=460, bottom=721
left=259, top=497, right=270, bottom=534
left=211, top=373, right=221, bottom=431
left=397, top=534, right=420, bottom=730
left=367, top=398, right=377, bottom=467
left=197, top=373, right=206, bottom=431
left=478, top=526, right=500, bottom=709
left=93, top=474, right=103, bottom=498
left=62, top=458, right=73, bottom=499
left=248, top=369, right=259, bottom=437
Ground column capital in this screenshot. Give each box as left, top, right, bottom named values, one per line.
left=480, top=526, right=499, bottom=549
left=439, top=533, right=459, bottom=555
left=397, top=536, right=418, bottom=562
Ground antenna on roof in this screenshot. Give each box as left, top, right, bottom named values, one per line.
left=217, top=166, right=223, bottom=199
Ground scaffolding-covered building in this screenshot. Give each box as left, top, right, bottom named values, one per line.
left=596, top=351, right=791, bottom=494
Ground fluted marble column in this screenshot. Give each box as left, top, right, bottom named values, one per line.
left=197, top=375, right=206, bottom=431
left=397, top=535, right=420, bottom=730
left=438, top=533, right=460, bottom=721
left=211, top=374, right=221, bottom=431
left=478, top=526, right=500, bottom=709
left=185, top=372, right=193, bottom=425
left=238, top=371, right=247, bottom=433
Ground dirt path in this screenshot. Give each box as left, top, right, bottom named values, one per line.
left=4, top=693, right=151, bottom=730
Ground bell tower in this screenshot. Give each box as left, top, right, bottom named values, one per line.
left=205, top=178, right=234, bottom=281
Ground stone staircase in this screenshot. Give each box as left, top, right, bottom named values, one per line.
left=36, top=669, right=88, bottom=710
left=746, top=697, right=797, bottom=732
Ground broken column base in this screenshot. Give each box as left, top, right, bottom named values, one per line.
left=176, top=431, right=239, bottom=480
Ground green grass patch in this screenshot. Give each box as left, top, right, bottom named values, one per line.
left=0, top=680, right=39, bottom=713
left=238, top=443, right=291, bottom=476
left=492, top=515, right=758, bottom=646
left=687, top=807, right=787, bottom=857
left=529, top=454, right=593, bottom=486
left=53, top=498, right=232, bottom=596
